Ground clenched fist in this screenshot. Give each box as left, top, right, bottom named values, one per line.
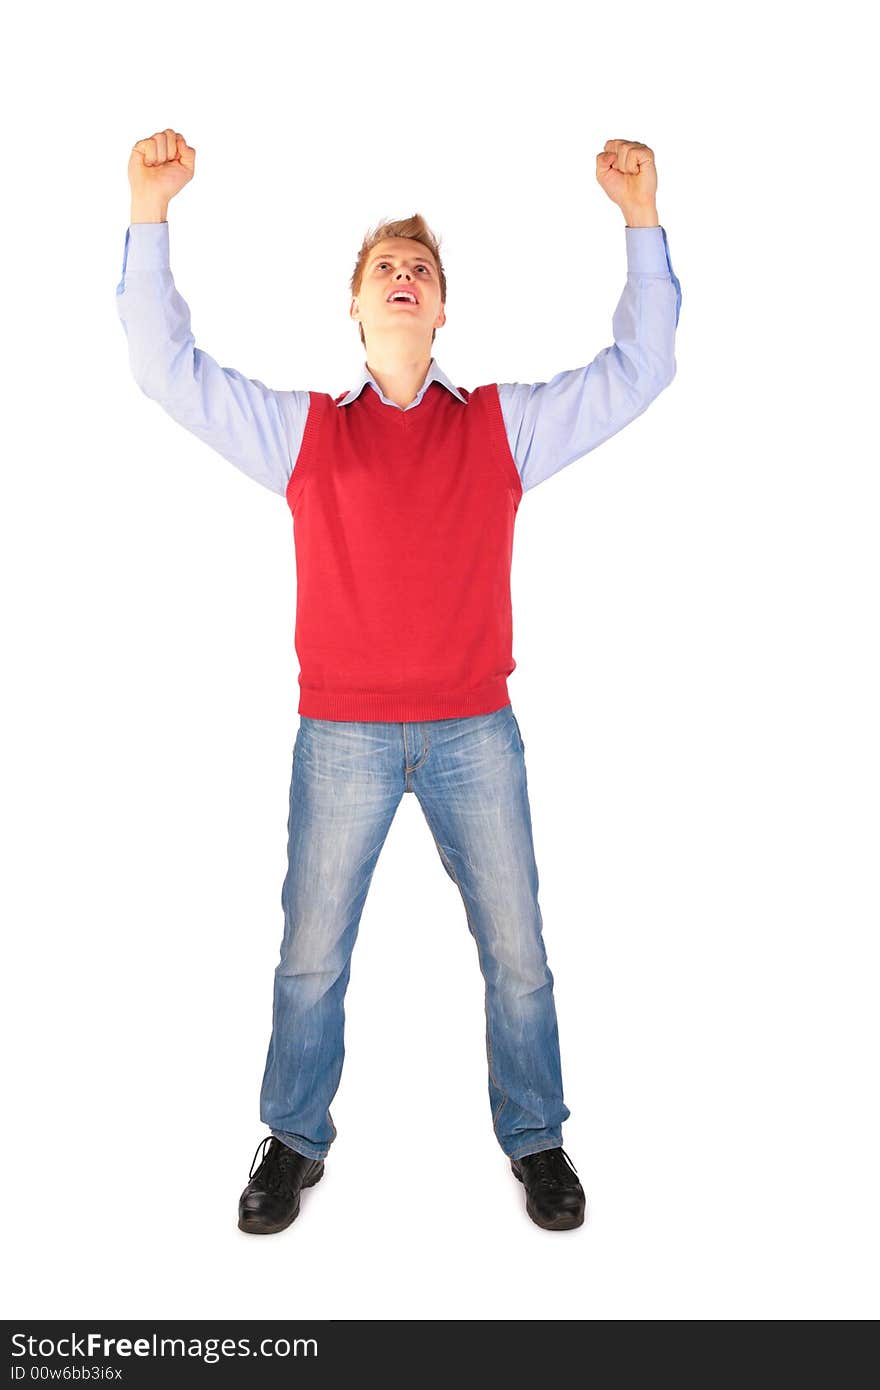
left=595, top=140, right=658, bottom=226
left=127, top=128, right=195, bottom=214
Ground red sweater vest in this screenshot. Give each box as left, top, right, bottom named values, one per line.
left=285, top=379, right=523, bottom=721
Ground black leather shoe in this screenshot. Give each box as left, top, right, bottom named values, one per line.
left=238, top=1136, right=324, bottom=1234
left=510, top=1146, right=586, bottom=1230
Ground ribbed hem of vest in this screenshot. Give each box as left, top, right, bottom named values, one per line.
left=297, top=678, right=512, bottom=722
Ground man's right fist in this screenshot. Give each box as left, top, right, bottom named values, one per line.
left=128, top=129, right=195, bottom=205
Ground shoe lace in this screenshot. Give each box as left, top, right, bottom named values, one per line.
left=248, top=1136, right=299, bottom=1196
left=530, top=1146, right=580, bottom=1188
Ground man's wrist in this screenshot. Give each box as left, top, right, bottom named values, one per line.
left=130, top=201, right=169, bottom=224
left=622, top=206, right=660, bottom=228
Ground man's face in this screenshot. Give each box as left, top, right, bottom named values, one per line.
left=350, top=237, right=445, bottom=348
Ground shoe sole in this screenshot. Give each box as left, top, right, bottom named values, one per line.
left=511, top=1162, right=586, bottom=1231
left=238, top=1163, right=324, bottom=1235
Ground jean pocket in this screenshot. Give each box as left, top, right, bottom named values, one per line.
left=510, top=709, right=525, bottom=753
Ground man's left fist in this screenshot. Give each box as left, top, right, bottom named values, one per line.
left=596, top=139, right=658, bottom=223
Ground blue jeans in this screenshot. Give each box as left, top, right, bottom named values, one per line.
left=259, top=703, right=570, bottom=1161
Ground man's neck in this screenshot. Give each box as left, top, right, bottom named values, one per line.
left=365, top=353, right=433, bottom=410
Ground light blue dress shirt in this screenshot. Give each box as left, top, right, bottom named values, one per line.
left=116, top=221, right=681, bottom=496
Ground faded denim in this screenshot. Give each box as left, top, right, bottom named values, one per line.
left=259, top=703, right=570, bottom=1161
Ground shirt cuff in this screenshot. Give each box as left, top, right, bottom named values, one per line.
left=120, top=220, right=171, bottom=276
left=625, top=224, right=670, bottom=275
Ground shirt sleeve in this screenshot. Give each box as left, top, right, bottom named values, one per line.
left=496, top=225, right=682, bottom=493
left=115, top=222, right=309, bottom=498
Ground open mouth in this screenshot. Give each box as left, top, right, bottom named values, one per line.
left=387, top=292, right=419, bottom=305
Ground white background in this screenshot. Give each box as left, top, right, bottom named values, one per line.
left=3, top=0, right=877, bottom=1322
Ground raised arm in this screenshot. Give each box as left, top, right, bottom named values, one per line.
left=497, top=139, right=682, bottom=494
left=115, top=129, right=309, bottom=498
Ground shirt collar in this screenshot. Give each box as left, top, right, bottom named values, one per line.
left=336, top=357, right=467, bottom=409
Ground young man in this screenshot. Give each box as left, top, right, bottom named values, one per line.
left=116, top=130, right=682, bottom=1235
